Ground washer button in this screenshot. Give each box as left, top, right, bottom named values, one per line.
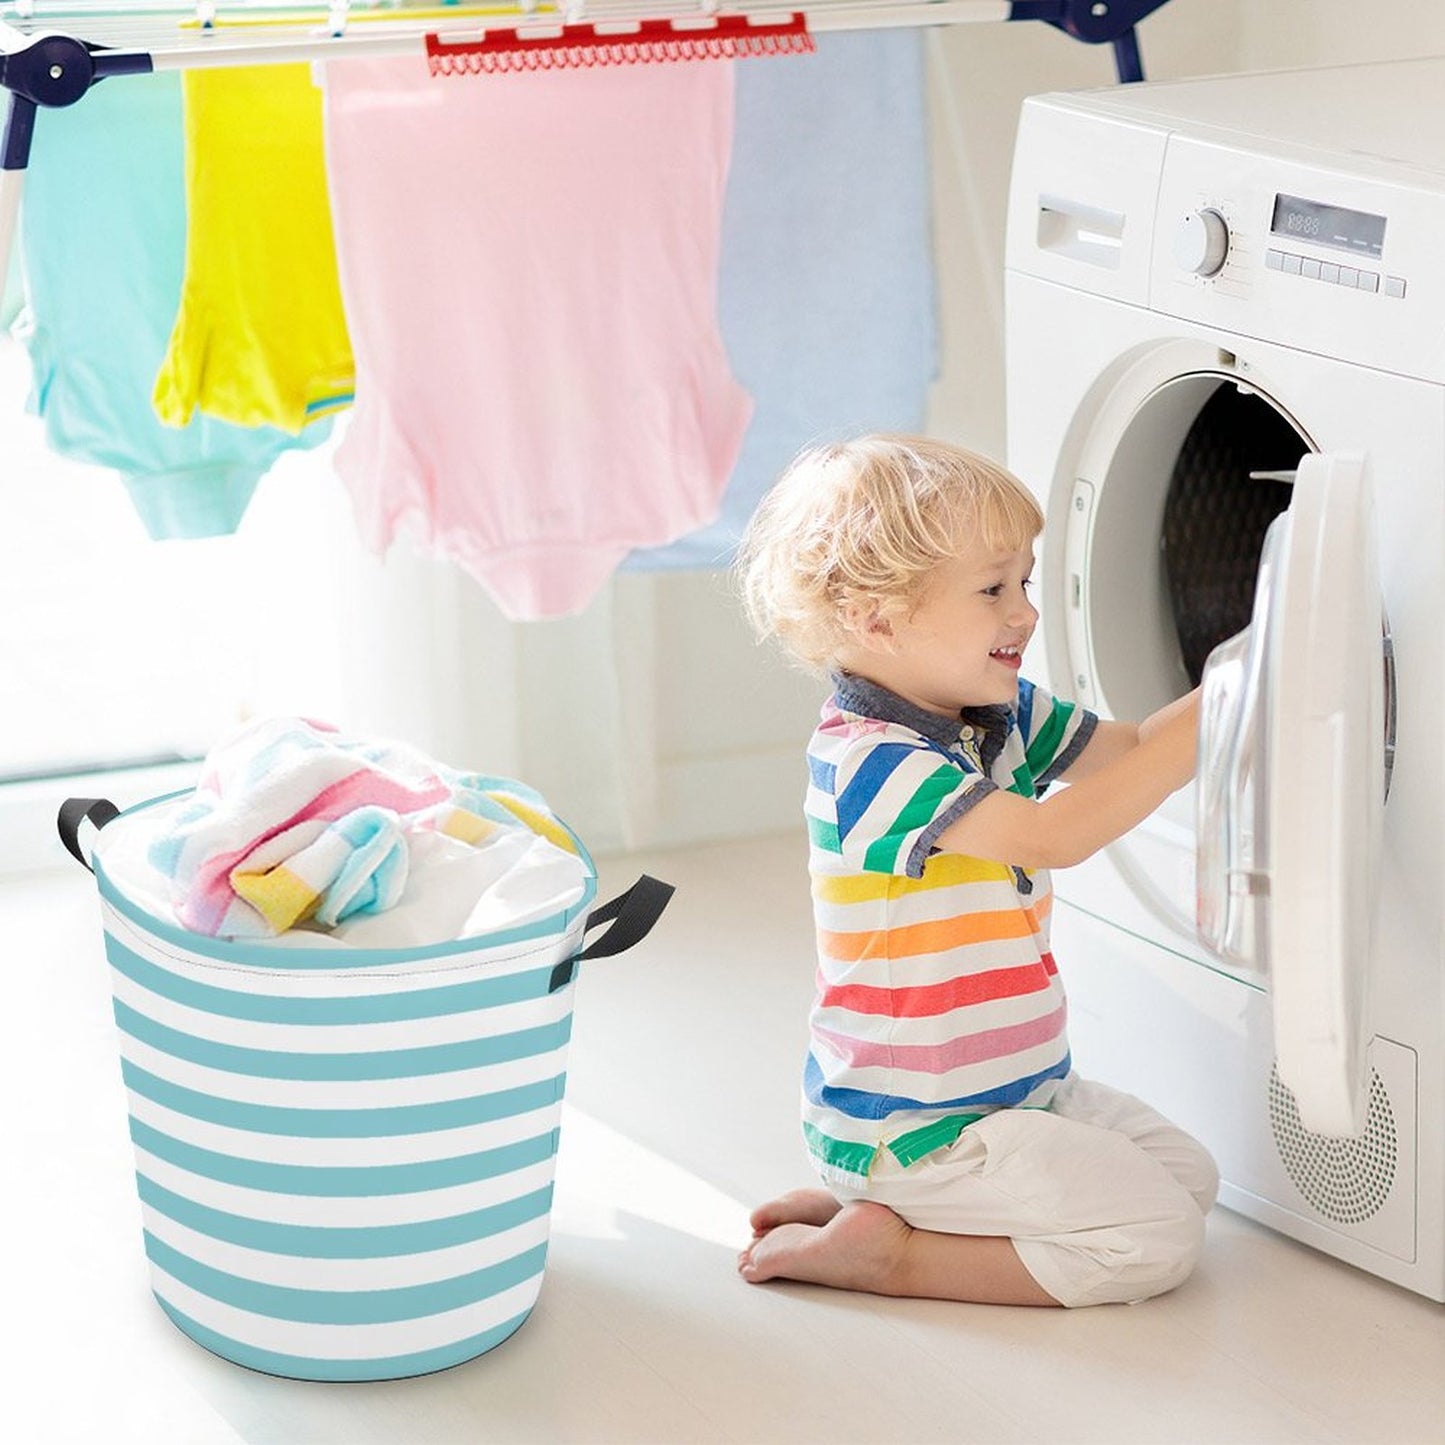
left=1385, top=276, right=1407, bottom=298
left=1282, top=253, right=1302, bottom=275
left=1339, top=266, right=1358, bottom=287
left=1266, top=249, right=1285, bottom=270
left=1301, top=258, right=1322, bottom=279
left=1357, top=271, right=1380, bottom=292
left=1321, top=263, right=1340, bottom=284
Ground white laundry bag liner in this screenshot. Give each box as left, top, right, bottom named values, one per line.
left=59, top=793, right=673, bottom=1383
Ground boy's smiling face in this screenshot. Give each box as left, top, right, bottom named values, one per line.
left=846, top=537, right=1040, bottom=718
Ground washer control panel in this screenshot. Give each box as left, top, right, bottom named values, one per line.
left=1151, top=132, right=1444, bottom=381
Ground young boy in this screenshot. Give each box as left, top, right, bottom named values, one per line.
left=735, top=434, right=1217, bottom=1309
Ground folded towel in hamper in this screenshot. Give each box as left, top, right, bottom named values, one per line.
left=147, top=716, right=578, bottom=939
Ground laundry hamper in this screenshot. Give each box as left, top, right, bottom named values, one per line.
left=59, top=794, right=673, bottom=1382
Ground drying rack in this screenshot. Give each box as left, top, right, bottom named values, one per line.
left=0, top=0, right=1170, bottom=303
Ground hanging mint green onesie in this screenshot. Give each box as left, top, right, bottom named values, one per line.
left=12, top=72, right=329, bottom=539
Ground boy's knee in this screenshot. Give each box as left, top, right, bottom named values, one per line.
left=1050, top=1199, right=1208, bottom=1307
left=1127, top=1198, right=1208, bottom=1303
left=1154, top=1199, right=1208, bottom=1293
left=1187, top=1148, right=1221, bottom=1216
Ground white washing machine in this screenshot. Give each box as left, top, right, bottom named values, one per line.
left=1005, top=57, right=1445, bottom=1300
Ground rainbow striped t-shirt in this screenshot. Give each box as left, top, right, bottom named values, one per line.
left=801, top=672, right=1098, bottom=1181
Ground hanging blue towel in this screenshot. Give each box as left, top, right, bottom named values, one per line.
left=12, top=72, right=329, bottom=540
left=625, top=31, right=938, bottom=572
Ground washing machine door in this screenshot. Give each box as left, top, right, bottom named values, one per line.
left=1197, top=451, right=1385, bottom=1137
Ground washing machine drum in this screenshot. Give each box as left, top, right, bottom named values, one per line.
left=1072, top=374, right=1309, bottom=724
left=1162, top=383, right=1306, bottom=686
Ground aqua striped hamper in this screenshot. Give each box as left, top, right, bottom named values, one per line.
left=59, top=795, right=673, bottom=1382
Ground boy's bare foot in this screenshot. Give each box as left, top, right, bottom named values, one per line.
left=748, top=1188, right=842, bottom=1238
left=738, top=1200, right=912, bottom=1292
left=738, top=1197, right=1061, bottom=1306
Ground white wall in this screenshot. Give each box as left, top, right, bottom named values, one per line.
left=1233, top=1, right=1445, bottom=71
left=354, top=0, right=1445, bottom=857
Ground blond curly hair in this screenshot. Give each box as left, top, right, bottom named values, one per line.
left=736, top=434, right=1044, bottom=673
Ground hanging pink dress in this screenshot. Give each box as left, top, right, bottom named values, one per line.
left=321, top=55, right=752, bottom=620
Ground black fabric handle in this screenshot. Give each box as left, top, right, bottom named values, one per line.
left=549, top=874, right=675, bottom=992
left=57, top=797, right=121, bottom=872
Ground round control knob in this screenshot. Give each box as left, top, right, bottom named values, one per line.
left=1174, top=208, right=1231, bottom=277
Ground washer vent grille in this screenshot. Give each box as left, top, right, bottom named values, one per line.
left=1268, top=1065, right=1397, bottom=1225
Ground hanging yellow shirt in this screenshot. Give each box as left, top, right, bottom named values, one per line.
left=153, top=64, right=354, bottom=435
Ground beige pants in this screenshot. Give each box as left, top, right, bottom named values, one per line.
left=827, top=1074, right=1219, bottom=1307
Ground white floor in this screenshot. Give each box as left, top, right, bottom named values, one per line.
left=8, top=830, right=1444, bottom=1445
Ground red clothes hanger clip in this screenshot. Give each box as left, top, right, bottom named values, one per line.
left=425, top=13, right=814, bottom=74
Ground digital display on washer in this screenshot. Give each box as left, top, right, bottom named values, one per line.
left=1270, top=193, right=1386, bottom=258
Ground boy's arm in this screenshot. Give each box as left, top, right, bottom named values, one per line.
left=1139, top=687, right=1202, bottom=742
left=936, top=690, right=1200, bottom=871
left=1057, top=686, right=1201, bottom=785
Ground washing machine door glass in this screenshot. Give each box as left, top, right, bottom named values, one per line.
left=1197, top=451, right=1384, bottom=1137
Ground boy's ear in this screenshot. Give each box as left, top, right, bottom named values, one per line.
left=839, top=599, right=898, bottom=653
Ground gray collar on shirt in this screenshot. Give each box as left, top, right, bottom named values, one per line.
left=830, top=672, right=1014, bottom=753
